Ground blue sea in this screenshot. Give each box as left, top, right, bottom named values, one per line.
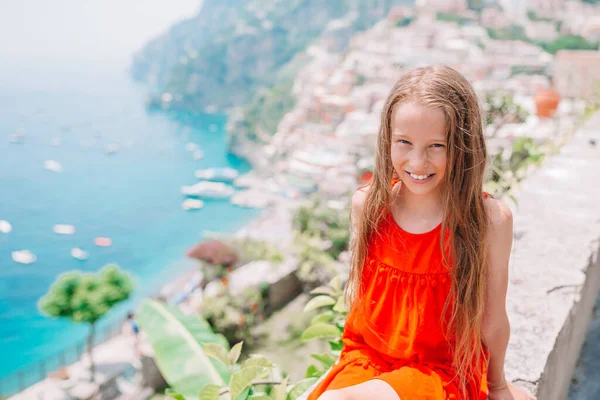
left=0, top=67, right=260, bottom=382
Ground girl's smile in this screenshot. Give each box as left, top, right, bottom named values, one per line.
left=404, top=171, right=435, bottom=184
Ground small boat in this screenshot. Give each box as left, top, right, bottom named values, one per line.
left=51, top=137, right=62, bottom=147
left=94, top=237, right=112, bottom=247
left=71, top=248, right=88, bottom=260
left=8, top=132, right=25, bottom=144
left=182, top=199, right=204, bottom=211
left=44, top=160, right=62, bottom=172
left=185, top=142, right=198, bottom=152
left=209, top=124, right=218, bottom=132
left=53, top=224, right=75, bottom=235
left=0, top=220, right=12, bottom=233
left=194, top=167, right=239, bottom=182
left=230, top=190, right=271, bottom=209
left=12, top=250, right=37, bottom=264
left=106, top=144, right=119, bottom=154
left=193, top=150, right=204, bottom=160
left=181, top=181, right=235, bottom=198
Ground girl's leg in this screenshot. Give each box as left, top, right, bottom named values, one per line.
left=318, top=379, right=400, bottom=400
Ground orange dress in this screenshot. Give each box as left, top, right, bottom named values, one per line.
left=307, top=204, right=488, bottom=400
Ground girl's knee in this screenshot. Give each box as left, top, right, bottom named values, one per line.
left=317, top=389, right=350, bottom=400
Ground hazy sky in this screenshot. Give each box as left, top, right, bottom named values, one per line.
left=0, top=0, right=201, bottom=71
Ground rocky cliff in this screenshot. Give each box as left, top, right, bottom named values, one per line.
left=133, top=0, right=409, bottom=111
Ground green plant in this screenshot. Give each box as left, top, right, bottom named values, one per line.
left=467, top=0, right=483, bottom=12
left=300, top=276, right=347, bottom=380
left=201, top=263, right=231, bottom=286
left=436, top=12, right=472, bottom=25
left=38, top=264, right=134, bottom=381
left=295, top=232, right=338, bottom=290
left=526, top=11, right=555, bottom=22
left=486, top=25, right=529, bottom=41
left=484, top=89, right=529, bottom=129
left=538, top=35, right=599, bottom=54
left=293, top=197, right=351, bottom=260
left=137, top=300, right=230, bottom=398
left=167, top=340, right=318, bottom=400
left=395, top=17, right=414, bottom=27
left=355, top=74, right=367, bottom=86
left=231, top=237, right=285, bottom=265
left=485, top=137, right=548, bottom=203
left=201, top=283, right=270, bottom=347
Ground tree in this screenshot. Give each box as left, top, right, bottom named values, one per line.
left=484, top=89, right=529, bottom=135
left=540, top=35, right=600, bottom=54
left=38, top=264, right=134, bottom=381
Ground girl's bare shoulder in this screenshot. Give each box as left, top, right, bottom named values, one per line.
left=484, top=196, right=513, bottom=228
left=351, top=185, right=370, bottom=221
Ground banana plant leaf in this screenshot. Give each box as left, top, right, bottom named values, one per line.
left=137, top=299, right=231, bottom=398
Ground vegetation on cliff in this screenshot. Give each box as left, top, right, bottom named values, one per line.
left=133, top=0, right=413, bottom=145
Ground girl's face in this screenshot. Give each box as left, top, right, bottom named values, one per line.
left=390, top=102, right=447, bottom=196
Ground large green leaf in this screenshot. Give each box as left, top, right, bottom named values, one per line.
left=136, top=299, right=230, bottom=398
left=272, top=376, right=288, bottom=400
left=229, top=366, right=270, bottom=400
left=303, top=295, right=336, bottom=312
left=310, top=353, right=336, bottom=370
left=301, top=323, right=341, bottom=342
left=204, top=343, right=230, bottom=368
left=310, top=311, right=335, bottom=325
left=287, top=378, right=318, bottom=400
left=198, top=384, right=221, bottom=400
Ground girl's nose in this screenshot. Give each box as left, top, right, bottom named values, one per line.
left=409, top=150, right=429, bottom=169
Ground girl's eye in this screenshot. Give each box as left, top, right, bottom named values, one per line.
left=399, top=139, right=411, bottom=145
left=431, top=144, right=445, bottom=148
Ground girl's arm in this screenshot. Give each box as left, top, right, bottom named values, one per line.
left=482, top=198, right=513, bottom=389
left=483, top=199, right=536, bottom=399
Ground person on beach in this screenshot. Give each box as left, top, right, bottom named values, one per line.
left=308, top=67, right=535, bottom=400
left=126, top=312, right=141, bottom=356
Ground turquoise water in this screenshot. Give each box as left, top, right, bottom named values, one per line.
left=0, top=68, right=259, bottom=381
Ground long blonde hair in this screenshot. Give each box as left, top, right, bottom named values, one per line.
left=347, top=66, right=489, bottom=396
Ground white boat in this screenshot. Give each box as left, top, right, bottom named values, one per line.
left=193, top=150, right=205, bottom=160
left=44, top=160, right=62, bottom=172
left=0, top=220, right=12, bottom=233
left=209, top=124, right=218, bottom=132
left=185, top=142, right=198, bottom=152
left=230, top=190, right=271, bottom=209
left=51, top=137, right=62, bottom=147
left=53, top=224, right=76, bottom=235
left=71, top=248, right=88, bottom=260
left=8, top=132, right=25, bottom=144
left=194, top=167, right=239, bottom=182
left=182, top=199, right=205, bottom=211
left=12, top=250, right=37, bottom=264
left=106, top=144, right=120, bottom=154
left=181, top=181, right=235, bottom=198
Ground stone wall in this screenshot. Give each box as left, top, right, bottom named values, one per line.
left=505, top=111, right=600, bottom=398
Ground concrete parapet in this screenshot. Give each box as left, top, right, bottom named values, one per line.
left=502, top=110, right=600, bottom=398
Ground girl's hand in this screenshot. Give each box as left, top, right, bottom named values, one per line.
left=488, top=382, right=536, bottom=400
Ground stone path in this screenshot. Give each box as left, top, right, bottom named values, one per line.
left=9, top=334, right=139, bottom=400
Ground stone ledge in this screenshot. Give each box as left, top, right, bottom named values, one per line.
left=505, top=110, right=600, bottom=399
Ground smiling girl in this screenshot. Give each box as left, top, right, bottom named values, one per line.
left=307, top=67, right=535, bottom=400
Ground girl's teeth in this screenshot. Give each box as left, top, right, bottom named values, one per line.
left=410, top=173, right=430, bottom=180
